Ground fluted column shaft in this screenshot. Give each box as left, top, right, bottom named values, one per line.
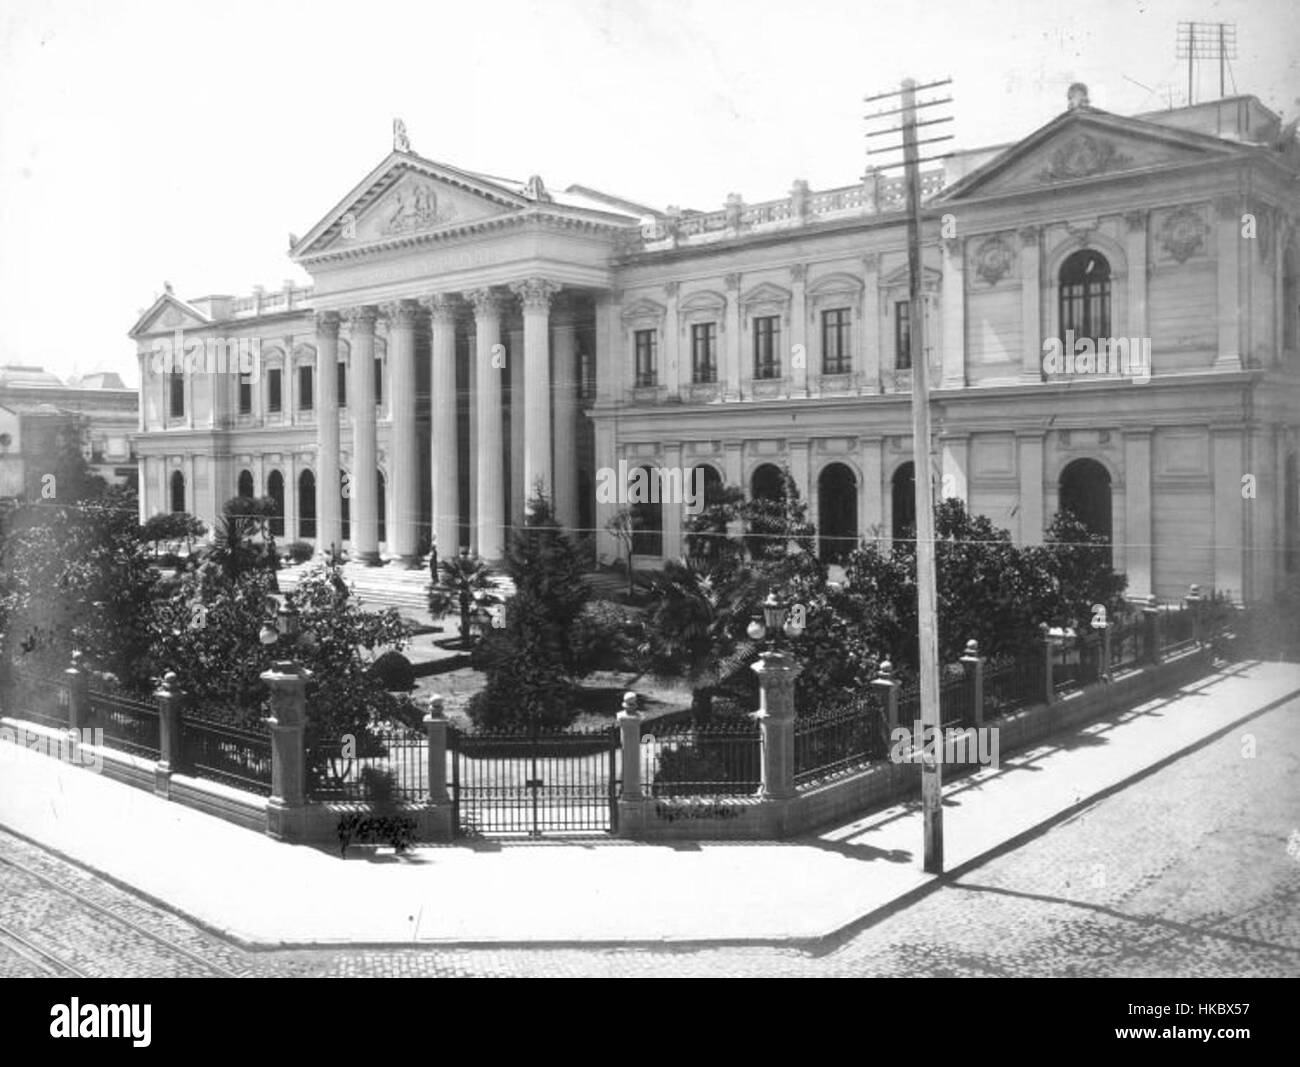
left=468, top=289, right=506, bottom=559
left=552, top=313, right=580, bottom=532
left=314, top=312, right=341, bottom=554
left=424, top=294, right=460, bottom=556
left=347, top=306, right=380, bottom=563
left=512, top=278, right=560, bottom=512
left=384, top=300, right=420, bottom=565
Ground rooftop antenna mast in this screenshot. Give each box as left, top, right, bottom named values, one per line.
left=1176, top=21, right=1237, bottom=105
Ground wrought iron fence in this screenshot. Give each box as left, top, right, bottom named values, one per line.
left=180, top=711, right=273, bottom=796
left=307, top=725, right=427, bottom=802
left=1160, top=605, right=1197, bottom=655
left=643, top=718, right=761, bottom=797
left=983, top=656, right=1044, bottom=718
left=939, top=669, right=974, bottom=728
left=793, top=696, right=887, bottom=788
left=1, top=668, right=69, bottom=731
left=1110, top=620, right=1145, bottom=672
left=88, top=689, right=160, bottom=761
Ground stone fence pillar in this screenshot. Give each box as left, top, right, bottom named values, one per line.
left=617, top=691, right=643, bottom=801
left=261, top=661, right=308, bottom=841
left=752, top=651, right=800, bottom=800
left=872, top=660, right=899, bottom=731
left=423, top=694, right=453, bottom=841
left=1041, top=625, right=1055, bottom=704
left=154, top=671, right=186, bottom=798
left=64, top=650, right=89, bottom=735
left=1142, top=595, right=1161, bottom=665
left=960, top=640, right=984, bottom=727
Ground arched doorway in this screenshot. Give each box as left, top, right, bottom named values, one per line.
left=298, top=470, right=316, bottom=540
left=1059, top=458, right=1112, bottom=540
left=630, top=466, right=663, bottom=556
left=751, top=463, right=785, bottom=502
left=891, top=462, right=915, bottom=542
left=169, top=470, right=186, bottom=514
left=237, top=469, right=254, bottom=499
left=818, top=463, right=858, bottom=563
left=1285, top=453, right=1298, bottom=575
left=266, top=470, right=285, bottom=537
left=697, top=464, right=724, bottom=508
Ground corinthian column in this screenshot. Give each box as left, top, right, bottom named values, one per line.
left=314, top=311, right=341, bottom=555
left=467, top=288, right=506, bottom=560
left=422, top=293, right=460, bottom=557
left=511, top=277, right=560, bottom=512
left=345, top=306, right=380, bottom=564
left=551, top=304, right=580, bottom=532
left=382, top=300, right=421, bottom=566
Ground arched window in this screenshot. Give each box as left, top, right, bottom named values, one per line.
left=630, top=466, right=663, bottom=556
left=267, top=470, right=285, bottom=537
left=891, top=462, right=915, bottom=542
left=377, top=470, right=387, bottom=545
left=1059, top=249, right=1111, bottom=347
left=169, top=469, right=186, bottom=514
left=298, top=470, right=316, bottom=540
left=697, top=464, right=724, bottom=508
left=685, top=465, right=727, bottom=560
left=237, top=469, right=254, bottom=499
left=818, top=463, right=858, bottom=564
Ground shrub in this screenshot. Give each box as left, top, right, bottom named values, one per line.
left=285, top=540, right=314, bottom=564
left=367, top=650, right=415, bottom=692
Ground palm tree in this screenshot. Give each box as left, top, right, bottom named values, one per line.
left=427, top=551, right=497, bottom=643
left=637, top=557, right=761, bottom=721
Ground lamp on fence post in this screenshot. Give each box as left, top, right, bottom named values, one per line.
left=748, top=591, right=802, bottom=803
left=1185, top=584, right=1203, bottom=650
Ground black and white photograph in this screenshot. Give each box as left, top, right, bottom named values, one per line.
left=0, top=0, right=1297, bottom=1013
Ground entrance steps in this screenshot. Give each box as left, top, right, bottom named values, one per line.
left=275, top=558, right=516, bottom=616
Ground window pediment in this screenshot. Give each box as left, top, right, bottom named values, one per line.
left=680, top=289, right=727, bottom=315
left=621, top=297, right=667, bottom=326
left=807, top=271, right=864, bottom=300
left=740, top=281, right=792, bottom=308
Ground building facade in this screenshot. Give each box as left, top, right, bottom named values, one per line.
left=0, top=365, right=138, bottom=500
left=130, top=85, right=1300, bottom=603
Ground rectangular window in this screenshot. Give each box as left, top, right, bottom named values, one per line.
left=267, top=368, right=282, bottom=412
left=238, top=375, right=252, bottom=415
left=169, top=372, right=185, bottom=418
left=821, top=308, right=852, bottom=374
left=374, top=357, right=383, bottom=405
left=895, top=301, right=911, bottom=370
left=753, top=315, right=780, bottom=379
left=691, top=322, right=717, bottom=384
left=298, top=365, right=313, bottom=410
left=634, top=329, right=658, bottom=388
left=337, top=360, right=347, bottom=407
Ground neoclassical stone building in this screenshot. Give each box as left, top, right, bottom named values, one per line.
left=130, top=85, right=1300, bottom=603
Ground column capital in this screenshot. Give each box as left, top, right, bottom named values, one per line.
left=343, top=305, right=378, bottom=332
left=420, top=293, right=459, bottom=323
left=788, top=263, right=806, bottom=284
left=942, top=236, right=965, bottom=260
left=510, top=277, right=561, bottom=312
left=723, top=272, right=741, bottom=292
left=314, top=310, right=341, bottom=337
left=465, top=287, right=507, bottom=319
left=1124, top=210, right=1147, bottom=233
left=379, top=298, right=421, bottom=327
left=1018, top=225, right=1041, bottom=247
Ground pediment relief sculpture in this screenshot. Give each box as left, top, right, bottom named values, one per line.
left=1037, top=135, right=1133, bottom=182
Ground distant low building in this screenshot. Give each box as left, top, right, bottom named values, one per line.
left=0, top=364, right=139, bottom=500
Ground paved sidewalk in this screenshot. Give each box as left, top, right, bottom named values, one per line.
left=1, top=661, right=1297, bottom=947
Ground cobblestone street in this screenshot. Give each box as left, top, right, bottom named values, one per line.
left=2, top=698, right=1296, bottom=978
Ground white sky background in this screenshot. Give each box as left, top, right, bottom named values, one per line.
left=0, top=0, right=1296, bottom=387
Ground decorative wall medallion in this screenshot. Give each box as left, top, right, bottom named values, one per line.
left=973, top=236, right=1014, bottom=286
left=1159, top=205, right=1207, bottom=263
left=383, top=183, right=454, bottom=234
left=1037, top=136, right=1133, bottom=182
left=161, top=307, right=183, bottom=328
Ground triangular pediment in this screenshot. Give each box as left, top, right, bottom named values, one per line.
left=936, top=109, right=1248, bottom=203
left=291, top=151, right=532, bottom=260
left=129, top=293, right=212, bottom=338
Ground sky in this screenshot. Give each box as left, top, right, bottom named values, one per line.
left=1, top=0, right=1297, bottom=387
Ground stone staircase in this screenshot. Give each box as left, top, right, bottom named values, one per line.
left=276, top=558, right=515, bottom=617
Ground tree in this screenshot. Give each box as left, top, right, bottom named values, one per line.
left=1031, top=510, right=1129, bottom=631
left=141, top=512, right=207, bottom=556
left=605, top=508, right=637, bottom=596
left=467, top=490, right=591, bottom=728
left=636, top=557, right=762, bottom=720
left=426, top=551, right=497, bottom=643
left=202, top=496, right=280, bottom=582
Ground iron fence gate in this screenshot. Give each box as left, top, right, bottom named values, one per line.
left=451, top=724, right=620, bottom=837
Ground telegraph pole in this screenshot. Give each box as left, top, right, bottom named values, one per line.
left=865, top=77, right=952, bottom=873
